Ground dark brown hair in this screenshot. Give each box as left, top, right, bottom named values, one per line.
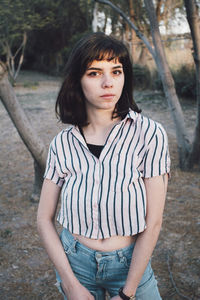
left=55, top=32, right=141, bottom=126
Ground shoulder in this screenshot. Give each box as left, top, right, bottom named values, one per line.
left=50, top=126, right=74, bottom=151
left=134, top=113, right=168, bottom=145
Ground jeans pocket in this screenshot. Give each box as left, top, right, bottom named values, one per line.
left=137, top=261, right=153, bottom=289
left=118, top=248, right=133, bottom=268
left=55, top=271, right=68, bottom=300
left=119, top=256, right=130, bottom=268
left=60, top=230, right=76, bottom=256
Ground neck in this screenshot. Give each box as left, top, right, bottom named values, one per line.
left=82, top=108, right=121, bottom=145
left=86, top=108, right=119, bottom=131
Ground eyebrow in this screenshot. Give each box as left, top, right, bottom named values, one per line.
left=87, top=65, right=123, bottom=71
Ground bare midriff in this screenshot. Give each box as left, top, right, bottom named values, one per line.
left=72, top=234, right=137, bottom=252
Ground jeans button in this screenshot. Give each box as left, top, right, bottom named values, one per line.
left=96, top=253, right=102, bottom=259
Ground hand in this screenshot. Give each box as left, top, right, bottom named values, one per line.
left=61, top=281, right=95, bottom=300
left=110, top=296, right=122, bottom=300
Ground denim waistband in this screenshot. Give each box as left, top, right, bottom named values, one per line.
left=60, top=228, right=136, bottom=258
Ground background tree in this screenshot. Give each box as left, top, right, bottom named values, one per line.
left=0, top=61, right=47, bottom=200
left=0, top=0, right=51, bottom=83
left=0, top=0, right=94, bottom=79
left=95, top=0, right=200, bottom=169
left=24, top=0, right=94, bottom=73
left=95, top=0, right=186, bottom=64
left=0, top=0, right=94, bottom=200
left=183, top=0, right=200, bottom=167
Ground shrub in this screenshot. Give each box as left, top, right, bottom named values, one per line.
left=152, top=65, right=196, bottom=99
left=133, top=64, right=152, bottom=89
left=173, top=65, right=196, bottom=98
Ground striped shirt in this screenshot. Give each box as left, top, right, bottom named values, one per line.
left=44, top=110, right=170, bottom=239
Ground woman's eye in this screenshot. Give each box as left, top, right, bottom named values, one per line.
left=87, top=71, right=100, bottom=77
left=113, top=70, right=122, bottom=75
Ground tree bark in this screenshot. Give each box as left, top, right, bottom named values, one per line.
left=0, top=61, right=47, bottom=200
left=138, top=45, right=149, bottom=66
left=184, top=0, right=200, bottom=167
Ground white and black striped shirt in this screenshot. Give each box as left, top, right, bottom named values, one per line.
left=44, top=110, right=170, bottom=239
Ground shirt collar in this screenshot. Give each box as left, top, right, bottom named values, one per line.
left=123, top=109, right=139, bottom=123
left=67, top=109, right=139, bottom=134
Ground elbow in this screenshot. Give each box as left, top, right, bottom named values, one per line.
left=37, top=213, right=44, bottom=236
left=36, top=211, right=53, bottom=236
left=147, top=218, right=163, bottom=235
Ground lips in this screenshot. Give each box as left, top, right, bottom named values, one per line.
left=100, top=94, right=115, bottom=98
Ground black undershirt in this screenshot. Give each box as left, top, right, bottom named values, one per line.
left=79, top=127, right=104, bottom=159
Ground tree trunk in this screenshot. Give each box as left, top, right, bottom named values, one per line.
left=31, top=160, right=44, bottom=202
left=137, top=45, right=149, bottom=65
left=184, top=0, right=200, bottom=167
left=144, top=0, right=191, bottom=167
left=92, top=2, right=99, bottom=32
left=0, top=61, right=47, bottom=200
left=129, top=0, right=139, bottom=63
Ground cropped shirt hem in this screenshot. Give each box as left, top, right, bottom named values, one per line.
left=57, top=222, right=147, bottom=240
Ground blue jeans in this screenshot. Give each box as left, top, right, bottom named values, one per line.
left=55, top=229, right=162, bottom=300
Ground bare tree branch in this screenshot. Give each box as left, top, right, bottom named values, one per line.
left=94, top=0, right=156, bottom=59
left=14, top=32, right=27, bottom=80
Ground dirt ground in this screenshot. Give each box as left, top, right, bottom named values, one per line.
left=0, top=71, right=199, bottom=300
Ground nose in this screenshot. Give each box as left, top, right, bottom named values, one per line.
left=102, top=74, right=113, bottom=88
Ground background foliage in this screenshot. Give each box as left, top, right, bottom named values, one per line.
left=0, top=0, right=196, bottom=98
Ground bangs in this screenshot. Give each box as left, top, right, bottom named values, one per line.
left=80, top=38, right=128, bottom=72
left=92, top=48, right=123, bottom=62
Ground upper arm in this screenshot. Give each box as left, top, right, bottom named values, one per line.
left=143, top=174, right=168, bottom=227
left=44, top=136, right=65, bottom=187
left=141, top=123, right=170, bottom=179
left=37, top=178, right=61, bottom=222
left=141, top=123, right=170, bottom=226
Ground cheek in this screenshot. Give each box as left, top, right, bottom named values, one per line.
left=81, top=80, right=89, bottom=97
left=81, top=82, right=96, bottom=100
left=117, top=77, right=125, bottom=93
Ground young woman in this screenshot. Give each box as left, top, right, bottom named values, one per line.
left=37, top=32, right=170, bottom=300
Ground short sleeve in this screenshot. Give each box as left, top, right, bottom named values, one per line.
left=142, top=124, right=170, bottom=178
left=44, top=138, right=65, bottom=187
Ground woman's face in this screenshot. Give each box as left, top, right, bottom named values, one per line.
left=80, top=59, right=125, bottom=113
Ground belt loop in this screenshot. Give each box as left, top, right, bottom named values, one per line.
left=117, top=250, right=124, bottom=263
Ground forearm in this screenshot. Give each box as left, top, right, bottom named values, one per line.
left=123, top=222, right=162, bottom=297
left=37, top=218, right=79, bottom=288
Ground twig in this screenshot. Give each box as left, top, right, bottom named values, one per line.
left=166, top=251, right=192, bottom=300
